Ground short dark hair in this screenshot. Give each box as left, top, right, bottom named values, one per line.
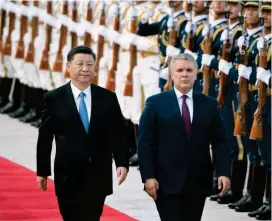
left=67, top=45, right=96, bottom=62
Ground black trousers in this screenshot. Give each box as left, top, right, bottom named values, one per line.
left=57, top=191, right=106, bottom=221
left=155, top=192, right=206, bottom=221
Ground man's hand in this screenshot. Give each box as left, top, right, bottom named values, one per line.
left=218, top=176, right=231, bottom=196
left=117, top=167, right=128, bottom=185
left=144, top=178, right=159, bottom=200
left=37, top=176, right=48, bottom=191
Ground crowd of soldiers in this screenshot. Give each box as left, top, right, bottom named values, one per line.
left=0, top=0, right=271, bottom=220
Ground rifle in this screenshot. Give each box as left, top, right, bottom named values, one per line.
left=84, top=1, right=93, bottom=47
left=64, top=1, right=77, bottom=78
left=163, top=4, right=177, bottom=91
left=250, top=1, right=267, bottom=140
left=15, top=1, right=28, bottom=60
left=234, top=13, right=248, bottom=136
left=25, top=1, right=39, bottom=64
left=52, top=1, right=68, bottom=74
left=185, top=0, right=196, bottom=52
left=106, top=3, right=120, bottom=92
left=123, top=3, right=137, bottom=96
left=217, top=0, right=231, bottom=109
left=202, top=1, right=212, bottom=95
left=2, top=4, right=15, bottom=57
left=92, top=2, right=106, bottom=85
left=0, top=7, right=6, bottom=55
left=39, top=1, right=52, bottom=71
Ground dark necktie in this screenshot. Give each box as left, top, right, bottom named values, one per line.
left=181, top=95, right=191, bottom=137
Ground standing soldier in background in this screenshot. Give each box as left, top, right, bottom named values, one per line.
left=210, top=0, right=247, bottom=205
left=229, top=0, right=265, bottom=214
left=180, top=0, right=208, bottom=92
left=248, top=1, right=271, bottom=220
left=137, top=0, right=188, bottom=91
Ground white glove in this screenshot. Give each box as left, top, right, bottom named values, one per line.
left=127, top=7, right=138, bottom=20
left=185, top=21, right=192, bottom=34
left=202, top=24, right=209, bottom=37
left=144, top=8, right=154, bottom=20
left=202, top=54, right=215, bottom=66
left=257, top=37, right=265, bottom=51
left=237, top=36, right=245, bottom=48
left=160, top=67, right=169, bottom=80
left=166, top=45, right=180, bottom=57
left=219, top=59, right=233, bottom=75
left=220, top=29, right=228, bottom=42
left=257, top=67, right=271, bottom=85
left=167, top=17, right=178, bottom=30
left=184, top=49, right=198, bottom=60
left=238, top=64, right=252, bottom=80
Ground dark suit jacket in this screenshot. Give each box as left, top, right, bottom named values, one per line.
left=36, top=83, right=129, bottom=196
left=138, top=89, right=231, bottom=196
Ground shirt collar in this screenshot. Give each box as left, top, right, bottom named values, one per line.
left=193, top=15, right=208, bottom=24
left=229, top=21, right=240, bottom=30
left=246, top=26, right=263, bottom=37
left=70, top=82, right=91, bottom=99
left=174, top=87, right=193, bottom=100
left=167, top=9, right=185, bottom=18
left=211, top=18, right=227, bottom=28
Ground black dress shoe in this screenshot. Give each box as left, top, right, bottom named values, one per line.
left=9, top=106, right=29, bottom=118
left=229, top=194, right=250, bottom=209
left=129, top=153, right=139, bottom=166
left=19, top=110, right=38, bottom=123
left=210, top=194, right=221, bottom=201
left=256, top=204, right=271, bottom=220
left=248, top=203, right=268, bottom=217
left=217, top=193, right=243, bottom=204
left=30, top=118, right=42, bottom=128
left=0, top=102, right=17, bottom=114
left=0, top=99, right=8, bottom=108
left=235, top=195, right=262, bottom=212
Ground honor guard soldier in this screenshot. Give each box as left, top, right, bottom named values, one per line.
left=248, top=1, right=271, bottom=220
left=210, top=0, right=247, bottom=205
left=137, top=0, right=188, bottom=90
left=180, top=0, right=208, bottom=92
left=229, top=0, right=266, bottom=214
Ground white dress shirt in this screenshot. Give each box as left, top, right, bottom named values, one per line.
left=174, top=87, right=193, bottom=123
left=70, top=82, right=92, bottom=122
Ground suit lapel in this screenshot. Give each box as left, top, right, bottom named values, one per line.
left=168, top=89, right=187, bottom=139
left=189, top=91, right=202, bottom=140
left=88, top=84, right=100, bottom=134
left=64, top=83, right=88, bottom=135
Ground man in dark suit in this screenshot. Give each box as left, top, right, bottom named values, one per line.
left=138, top=53, right=231, bottom=221
left=36, top=46, right=129, bottom=221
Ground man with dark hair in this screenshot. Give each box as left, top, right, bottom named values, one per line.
left=36, top=45, right=129, bottom=221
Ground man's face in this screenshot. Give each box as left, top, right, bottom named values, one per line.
left=228, top=2, right=239, bottom=20
left=212, top=1, right=225, bottom=14
left=192, top=1, right=205, bottom=13
left=67, top=53, right=95, bottom=85
left=167, top=0, right=182, bottom=8
left=245, top=6, right=259, bottom=25
left=263, top=9, right=272, bottom=28
left=171, top=59, right=196, bottom=93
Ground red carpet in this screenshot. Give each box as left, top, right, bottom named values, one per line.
left=0, top=157, right=137, bottom=221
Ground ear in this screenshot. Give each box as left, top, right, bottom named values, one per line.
left=66, top=62, right=70, bottom=73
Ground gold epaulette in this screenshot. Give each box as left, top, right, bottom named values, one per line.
left=122, top=4, right=131, bottom=20
left=248, top=38, right=259, bottom=54
left=177, top=16, right=188, bottom=35
left=196, top=23, right=205, bottom=37
left=213, top=26, right=225, bottom=41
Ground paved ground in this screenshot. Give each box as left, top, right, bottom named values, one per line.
left=0, top=114, right=253, bottom=221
